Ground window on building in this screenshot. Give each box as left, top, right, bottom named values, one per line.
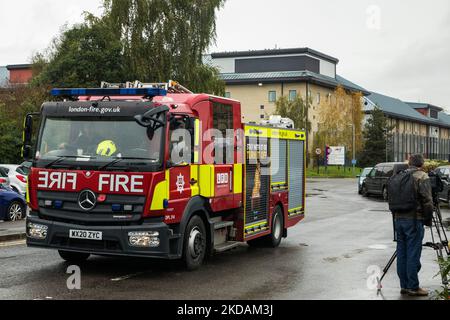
left=430, top=109, right=438, bottom=119
left=317, top=93, right=321, bottom=105
left=224, top=92, right=231, bottom=98
left=260, top=115, right=265, bottom=119
left=289, top=90, right=297, bottom=101
left=260, top=105, right=265, bottom=110
left=268, top=91, right=277, bottom=103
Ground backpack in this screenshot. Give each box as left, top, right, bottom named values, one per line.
left=387, top=170, right=417, bottom=213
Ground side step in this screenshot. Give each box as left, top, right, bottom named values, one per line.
left=214, top=221, right=234, bottom=230
left=214, top=241, right=242, bottom=253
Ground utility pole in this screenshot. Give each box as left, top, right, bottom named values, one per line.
left=352, top=124, right=356, bottom=176
left=348, top=123, right=356, bottom=176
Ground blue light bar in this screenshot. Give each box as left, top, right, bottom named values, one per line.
left=51, top=88, right=167, bottom=98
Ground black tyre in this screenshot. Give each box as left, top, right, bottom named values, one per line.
left=382, top=186, right=388, bottom=201
left=248, top=206, right=284, bottom=248
left=361, top=184, right=369, bottom=197
left=58, top=250, right=90, bottom=263
left=182, top=215, right=207, bottom=271
left=6, top=201, right=25, bottom=221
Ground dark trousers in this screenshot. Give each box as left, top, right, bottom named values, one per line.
left=395, top=219, right=425, bottom=290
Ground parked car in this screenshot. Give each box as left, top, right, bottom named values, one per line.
left=357, top=167, right=374, bottom=194
left=0, top=183, right=27, bottom=221
left=0, top=167, right=10, bottom=186
left=361, top=162, right=409, bottom=200
left=435, top=166, right=450, bottom=203
left=0, top=164, right=28, bottom=195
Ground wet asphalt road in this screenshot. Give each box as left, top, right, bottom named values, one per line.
left=0, top=179, right=447, bottom=300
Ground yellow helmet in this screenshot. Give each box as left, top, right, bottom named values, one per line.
left=96, top=140, right=117, bottom=157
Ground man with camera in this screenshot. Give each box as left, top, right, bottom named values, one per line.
left=388, top=154, right=434, bottom=297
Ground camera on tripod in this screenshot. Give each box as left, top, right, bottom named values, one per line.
left=428, top=171, right=444, bottom=203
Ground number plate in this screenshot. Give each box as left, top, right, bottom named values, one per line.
left=69, top=230, right=103, bottom=241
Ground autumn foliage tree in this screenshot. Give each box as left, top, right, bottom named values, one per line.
left=314, top=86, right=364, bottom=164
left=274, top=95, right=311, bottom=133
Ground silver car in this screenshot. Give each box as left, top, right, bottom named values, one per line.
left=0, top=164, right=29, bottom=195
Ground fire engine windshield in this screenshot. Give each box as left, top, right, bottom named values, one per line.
left=36, top=117, right=164, bottom=170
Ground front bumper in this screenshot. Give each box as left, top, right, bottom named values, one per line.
left=26, top=216, right=180, bottom=259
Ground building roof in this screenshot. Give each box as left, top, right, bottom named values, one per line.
left=219, top=70, right=369, bottom=95
left=366, top=92, right=450, bottom=128
left=6, top=64, right=32, bottom=70
left=335, top=75, right=368, bottom=94
left=211, top=47, right=339, bottom=64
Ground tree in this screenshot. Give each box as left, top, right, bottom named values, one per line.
left=0, top=0, right=227, bottom=163
left=32, top=15, right=126, bottom=88
left=314, top=86, right=364, bottom=163
left=358, top=106, right=391, bottom=168
left=0, top=84, right=48, bottom=164
left=102, top=0, right=225, bottom=94
left=274, top=95, right=311, bottom=133
left=33, top=0, right=226, bottom=94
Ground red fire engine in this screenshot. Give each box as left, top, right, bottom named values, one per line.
left=23, top=81, right=306, bottom=269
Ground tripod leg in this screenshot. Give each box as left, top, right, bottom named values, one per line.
left=378, top=251, right=398, bottom=286
left=430, top=214, right=449, bottom=286
left=435, top=206, right=449, bottom=256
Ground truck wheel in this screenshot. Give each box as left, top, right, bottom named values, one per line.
left=361, top=185, right=369, bottom=197
left=182, top=215, right=207, bottom=271
left=58, top=250, right=90, bottom=263
left=247, top=206, right=284, bottom=248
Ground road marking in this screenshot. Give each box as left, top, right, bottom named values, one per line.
left=0, top=240, right=26, bottom=247
left=111, top=272, right=145, bottom=282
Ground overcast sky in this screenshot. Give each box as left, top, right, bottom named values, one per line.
left=1, top=0, right=449, bottom=110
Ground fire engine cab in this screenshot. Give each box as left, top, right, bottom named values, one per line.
left=23, top=81, right=306, bottom=270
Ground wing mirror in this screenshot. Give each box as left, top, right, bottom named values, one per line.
left=135, top=106, right=169, bottom=128
left=22, top=112, right=40, bottom=161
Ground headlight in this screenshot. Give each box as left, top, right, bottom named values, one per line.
left=128, top=231, right=160, bottom=248
left=27, top=223, right=48, bottom=240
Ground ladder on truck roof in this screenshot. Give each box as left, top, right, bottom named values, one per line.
left=100, top=80, right=193, bottom=94
left=51, top=80, right=192, bottom=100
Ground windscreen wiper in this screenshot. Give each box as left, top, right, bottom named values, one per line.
left=99, top=157, right=157, bottom=171
left=45, top=156, right=94, bottom=169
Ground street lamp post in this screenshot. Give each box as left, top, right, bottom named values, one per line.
left=348, top=123, right=356, bottom=176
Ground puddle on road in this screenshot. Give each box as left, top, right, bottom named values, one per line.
left=306, top=193, right=321, bottom=198
left=368, top=244, right=388, bottom=250
left=299, top=243, right=309, bottom=247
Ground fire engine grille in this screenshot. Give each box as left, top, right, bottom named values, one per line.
left=37, top=191, right=145, bottom=225
left=245, top=137, right=270, bottom=228
left=288, top=140, right=305, bottom=215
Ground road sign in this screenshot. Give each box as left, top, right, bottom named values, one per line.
left=352, top=159, right=357, bottom=166
left=315, top=148, right=322, bottom=155
left=326, top=146, right=346, bottom=166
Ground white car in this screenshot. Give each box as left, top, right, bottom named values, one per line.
left=0, top=164, right=29, bottom=195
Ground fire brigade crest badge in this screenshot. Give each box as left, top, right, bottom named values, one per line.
left=176, top=174, right=185, bottom=194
